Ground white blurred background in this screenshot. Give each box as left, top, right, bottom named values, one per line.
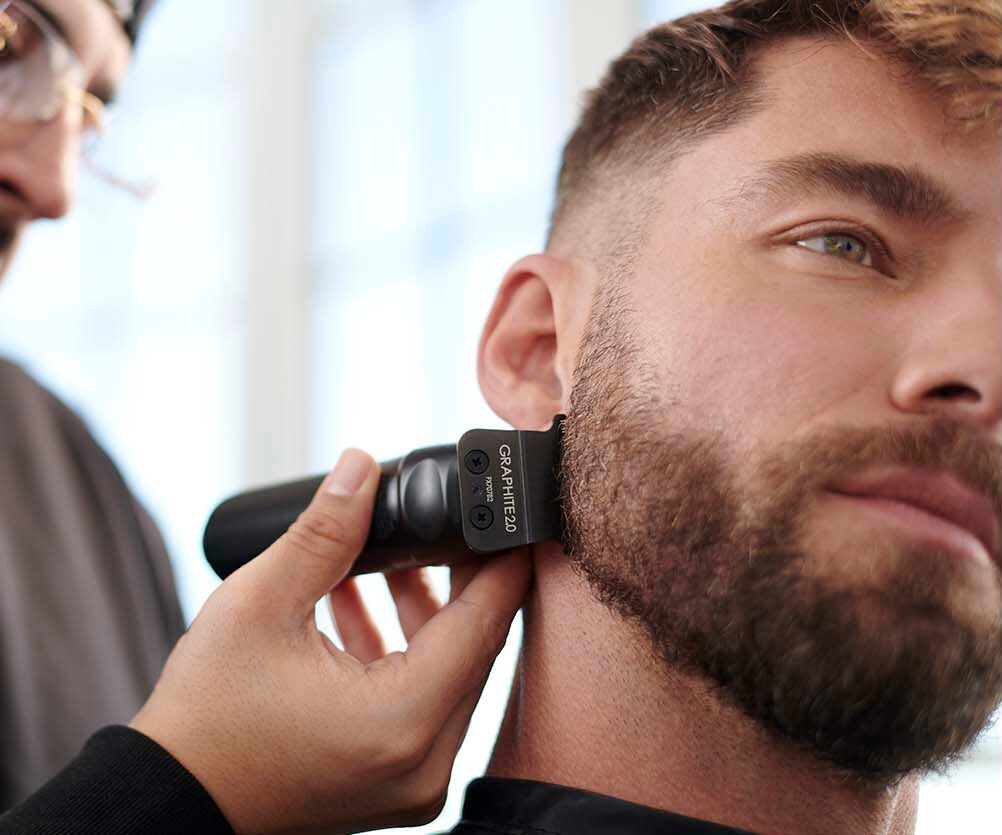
left=0, top=1, right=996, bottom=832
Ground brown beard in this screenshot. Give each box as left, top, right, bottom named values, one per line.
left=0, top=209, right=22, bottom=278
left=559, top=283, right=1002, bottom=786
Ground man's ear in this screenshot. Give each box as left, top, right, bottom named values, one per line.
left=478, top=254, right=573, bottom=430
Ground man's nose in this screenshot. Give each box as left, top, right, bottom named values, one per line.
left=890, top=279, right=1002, bottom=436
left=0, top=115, right=79, bottom=220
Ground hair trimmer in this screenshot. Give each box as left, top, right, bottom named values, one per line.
left=203, top=415, right=565, bottom=579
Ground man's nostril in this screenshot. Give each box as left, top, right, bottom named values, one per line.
left=929, top=383, right=980, bottom=402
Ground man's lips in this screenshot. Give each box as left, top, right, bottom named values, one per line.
left=827, top=467, right=1001, bottom=567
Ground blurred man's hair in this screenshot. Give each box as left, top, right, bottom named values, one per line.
left=548, top=0, right=1001, bottom=262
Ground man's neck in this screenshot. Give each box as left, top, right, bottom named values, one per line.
left=484, top=542, right=919, bottom=835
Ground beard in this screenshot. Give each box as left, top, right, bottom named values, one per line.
left=0, top=210, right=21, bottom=278
left=559, top=283, right=1002, bottom=786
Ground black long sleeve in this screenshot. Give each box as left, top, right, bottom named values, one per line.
left=0, top=727, right=233, bottom=835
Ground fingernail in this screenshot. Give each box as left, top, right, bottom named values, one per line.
left=328, top=449, right=371, bottom=496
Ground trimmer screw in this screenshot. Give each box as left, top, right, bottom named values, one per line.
left=470, top=505, right=494, bottom=530
left=465, top=450, right=489, bottom=475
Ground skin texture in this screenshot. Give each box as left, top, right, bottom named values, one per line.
left=0, top=0, right=129, bottom=275
left=477, top=37, right=1001, bottom=835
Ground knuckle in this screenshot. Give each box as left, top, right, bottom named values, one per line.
left=391, top=726, right=433, bottom=772
left=457, top=598, right=509, bottom=654
left=409, top=785, right=448, bottom=824
left=396, top=767, right=450, bottom=823
left=482, top=611, right=511, bottom=653
left=450, top=598, right=510, bottom=667
left=287, top=508, right=357, bottom=556
left=365, top=651, right=408, bottom=687
left=362, top=655, right=432, bottom=771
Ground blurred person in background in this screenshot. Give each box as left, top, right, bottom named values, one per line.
left=0, top=6, right=528, bottom=834
left=0, top=0, right=187, bottom=812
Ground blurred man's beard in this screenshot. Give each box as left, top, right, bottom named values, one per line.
left=560, top=285, right=1002, bottom=786
left=0, top=216, right=20, bottom=278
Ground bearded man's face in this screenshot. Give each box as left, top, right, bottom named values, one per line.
left=559, top=39, right=1002, bottom=786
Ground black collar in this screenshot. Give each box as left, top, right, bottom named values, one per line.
left=456, top=777, right=756, bottom=834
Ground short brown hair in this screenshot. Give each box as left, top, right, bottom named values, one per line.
left=548, top=0, right=1001, bottom=254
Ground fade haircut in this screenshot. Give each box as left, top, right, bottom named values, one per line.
left=547, top=0, right=1001, bottom=265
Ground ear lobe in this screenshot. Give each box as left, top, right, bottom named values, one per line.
left=478, top=255, right=566, bottom=429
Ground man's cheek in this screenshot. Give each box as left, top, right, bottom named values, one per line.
left=731, top=340, right=882, bottom=459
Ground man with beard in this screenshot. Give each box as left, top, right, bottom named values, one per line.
left=0, top=0, right=187, bottom=811
left=467, top=0, right=1002, bottom=832
left=1, top=0, right=998, bottom=833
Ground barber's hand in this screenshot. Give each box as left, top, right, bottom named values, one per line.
left=130, top=448, right=533, bottom=835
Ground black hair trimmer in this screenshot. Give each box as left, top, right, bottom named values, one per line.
left=203, top=415, right=564, bottom=579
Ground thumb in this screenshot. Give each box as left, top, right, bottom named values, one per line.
left=247, top=448, right=381, bottom=627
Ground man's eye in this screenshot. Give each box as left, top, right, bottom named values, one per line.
left=795, top=233, right=872, bottom=267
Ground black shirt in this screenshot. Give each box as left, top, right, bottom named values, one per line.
left=0, top=726, right=753, bottom=834
left=447, top=776, right=753, bottom=834
left=0, top=728, right=230, bottom=835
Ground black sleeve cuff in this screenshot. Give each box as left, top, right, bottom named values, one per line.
left=0, top=726, right=234, bottom=835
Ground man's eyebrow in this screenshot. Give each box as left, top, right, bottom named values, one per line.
left=726, top=152, right=973, bottom=226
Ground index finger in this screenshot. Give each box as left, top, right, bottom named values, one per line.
left=397, top=547, right=533, bottom=718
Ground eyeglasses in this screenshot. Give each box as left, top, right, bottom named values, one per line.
left=0, top=0, right=105, bottom=134
left=0, top=0, right=152, bottom=199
